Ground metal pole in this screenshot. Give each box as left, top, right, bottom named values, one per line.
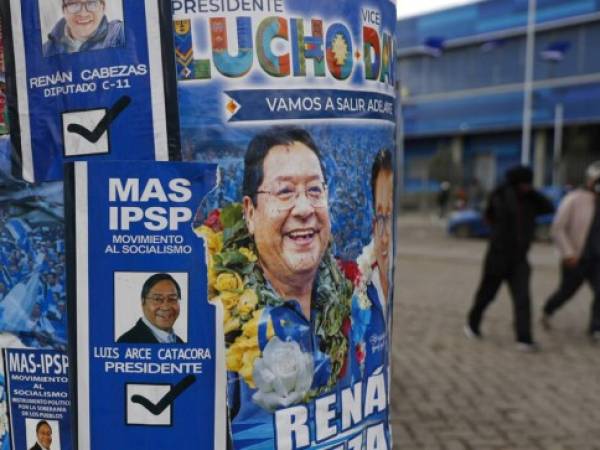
left=521, top=0, right=536, bottom=166
left=552, top=103, right=564, bottom=186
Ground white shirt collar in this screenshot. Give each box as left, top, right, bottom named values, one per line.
left=141, top=316, right=176, bottom=343
left=371, top=266, right=387, bottom=320
left=37, top=441, right=50, bottom=450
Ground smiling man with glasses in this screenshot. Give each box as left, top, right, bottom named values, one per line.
left=242, top=126, right=332, bottom=320
left=346, top=149, right=394, bottom=444
left=371, top=149, right=393, bottom=304
left=225, top=126, right=354, bottom=448
left=43, top=0, right=124, bottom=57
left=117, top=273, right=183, bottom=344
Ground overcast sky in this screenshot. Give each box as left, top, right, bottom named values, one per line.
left=396, top=0, right=482, bottom=19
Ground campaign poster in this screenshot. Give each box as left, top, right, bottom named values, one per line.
left=0, top=362, right=9, bottom=450
left=173, top=0, right=398, bottom=449
left=2, top=349, right=71, bottom=450
left=1, top=0, right=180, bottom=183
left=0, top=143, right=68, bottom=450
left=66, top=161, right=225, bottom=450
left=0, top=167, right=67, bottom=351
left=0, top=15, right=8, bottom=136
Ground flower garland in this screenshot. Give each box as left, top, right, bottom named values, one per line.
left=355, top=239, right=376, bottom=305
left=196, top=203, right=353, bottom=399
left=339, top=239, right=375, bottom=377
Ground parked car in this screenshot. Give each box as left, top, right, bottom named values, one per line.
left=447, top=186, right=566, bottom=241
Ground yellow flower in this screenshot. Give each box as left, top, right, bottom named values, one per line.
left=226, top=344, right=243, bottom=372
left=217, top=291, right=240, bottom=310
left=225, top=316, right=272, bottom=388
left=207, top=257, right=217, bottom=293
left=239, top=347, right=261, bottom=388
left=224, top=316, right=241, bottom=334
left=239, top=247, right=257, bottom=263
left=196, top=225, right=223, bottom=255
left=237, top=289, right=258, bottom=316
left=242, top=310, right=274, bottom=339
left=215, top=272, right=243, bottom=293
left=242, top=312, right=259, bottom=338
left=222, top=307, right=231, bottom=324
left=226, top=336, right=260, bottom=386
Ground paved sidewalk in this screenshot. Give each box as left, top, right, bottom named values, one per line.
left=390, top=215, right=600, bottom=450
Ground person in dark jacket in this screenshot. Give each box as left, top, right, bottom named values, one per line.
left=465, top=166, right=554, bottom=350
left=43, top=0, right=124, bottom=57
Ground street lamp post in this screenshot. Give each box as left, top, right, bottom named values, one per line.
left=521, top=0, right=537, bottom=166
left=552, top=102, right=564, bottom=186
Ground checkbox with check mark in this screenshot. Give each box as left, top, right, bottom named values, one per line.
left=62, top=108, right=111, bottom=157
left=126, top=383, right=173, bottom=426
left=62, top=96, right=131, bottom=158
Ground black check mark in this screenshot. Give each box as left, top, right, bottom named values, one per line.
left=67, top=95, right=131, bottom=143
left=131, top=374, right=196, bottom=416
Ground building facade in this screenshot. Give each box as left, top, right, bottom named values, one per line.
left=398, top=0, right=600, bottom=202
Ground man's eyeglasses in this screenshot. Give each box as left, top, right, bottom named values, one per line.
left=256, top=182, right=328, bottom=210
left=374, top=213, right=392, bottom=236
left=63, top=1, right=102, bottom=14
left=145, top=294, right=179, bottom=306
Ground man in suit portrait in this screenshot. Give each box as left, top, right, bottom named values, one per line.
left=30, top=420, right=52, bottom=450
left=117, top=273, right=183, bottom=344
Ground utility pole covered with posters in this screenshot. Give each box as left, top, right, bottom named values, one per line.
left=0, top=1, right=400, bottom=449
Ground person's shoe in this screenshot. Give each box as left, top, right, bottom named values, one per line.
left=463, top=324, right=482, bottom=340
left=516, top=341, right=540, bottom=352
left=590, top=331, right=600, bottom=343
left=540, top=313, right=552, bottom=331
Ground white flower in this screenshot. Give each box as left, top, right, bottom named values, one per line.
left=356, top=240, right=375, bottom=283
left=354, top=240, right=375, bottom=310
left=252, top=337, right=314, bottom=411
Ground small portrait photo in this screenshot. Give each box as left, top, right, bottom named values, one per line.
left=114, top=272, right=188, bottom=344
left=25, top=418, right=61, bottom=450
left=39, top=0, right=125, bottom=58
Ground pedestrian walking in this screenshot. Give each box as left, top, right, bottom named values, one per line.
left=437, top=181, right=451, bottom=218
left=541, top=161, right=600, bottom=340
left=465, top=166, right=554, bottom=351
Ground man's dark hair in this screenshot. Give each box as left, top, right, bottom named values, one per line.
left=505, top=165, right=533, bottom=185
left=370, top=149, right=393, bottom=205
left=242, top=126, right=326, bottom=204
left=141, top=273, right=181, bottom=303
left=36, top=420, right=51, bottom=433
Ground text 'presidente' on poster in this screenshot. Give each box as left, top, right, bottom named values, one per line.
left=172, top=0, right=397, bottom=449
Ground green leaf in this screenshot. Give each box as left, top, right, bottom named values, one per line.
left=220, top=250, right=249, bottom=268
left=223, top=220, right=248, bottom=246
left=221, top=203, right=243, bottom=229
left=239, top=263, right=255, bottom=276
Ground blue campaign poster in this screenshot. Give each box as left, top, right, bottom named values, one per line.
left=0, top=142, right=69, bottom=449
left=66, top=161, right=225, bottom=450
left=172, top=0, right=398, bottom=448
left=1, top=0, right=180, bottom=182
left=0, top=177, right=67, bottom=351
left=2, top=349, right=71, bottom=450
